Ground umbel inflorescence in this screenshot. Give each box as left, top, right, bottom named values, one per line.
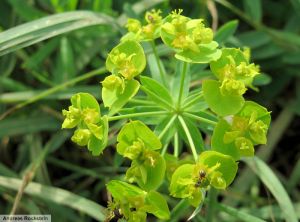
left=62, top=9, right=270, bottom=222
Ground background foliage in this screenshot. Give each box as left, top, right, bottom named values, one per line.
left=0, top=0, right=299, bottom=221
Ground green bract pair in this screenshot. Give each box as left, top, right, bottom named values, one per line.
left=203, top=48, right=260, bottom=116
left=102, top=40, right=146, bottom=115
left=106, top=180, right=169, bottom=222
left=170, top=151, right=238, bottom=206
left=62, top=93, right=108, bottom=156
left=117, top=121, right=165, bottom=191
left=212, top=101, right=271, bottom=160
left=61, top=8, right=271, bottom=222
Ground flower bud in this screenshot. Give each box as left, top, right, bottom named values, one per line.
left=145, top=9, right=162, bottom=24
left=126, top=18, right=141, bottom=33
left=124, top=140, right=144, bottom=160
left=62, top=106, right=81, bottom=129
left=220, top=79, right=247, bottom=96
left=235, top=62, right=259, bottom=78
left=71, top=129, right=91, bottom=146
left=234, top=137, right=254, bottom=156
left=210, top=171, right=226, bottom=189
left=82, top=108, right=100, bottom=124
left=102, top=75, right=123, bottom=90
left=109, top=50, right=137, bottom=80
left=193, top=27, right=213, bottom=44
left=249, top=120, right=268, bottom=144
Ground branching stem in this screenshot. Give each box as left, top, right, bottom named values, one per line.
left=177, top=62, right=188, bottom=109
left=183, top=112, right=217, bottom=126
left=107, top=111, right=169, bottom=121
left=150, top=41, right=168, bottom=87
left=178, top=115, right=198, bottom=161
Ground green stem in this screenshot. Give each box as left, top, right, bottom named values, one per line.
left=169, top=199, right=190, bottom=222
left=182, top=92, right=203, bottom=110
left=151, top=41, right=168, bottom=87
left=0, top=67, right=107, bottom=120
left=161, top=143, right=169, bottom=156
left=128, top=98, right=154, bottom=105
left=178, top=115, right=198, bottom=161
left=107, top=111, right=169, bottom=121
left=140, top=86, right=174, bottom=111
left=206, top=188, right=218, bottom=222
left=158, top=115, right=177, bottom=139
left=174, top=131, right=179, bottom=158
left=177, top=62, right=188, bottom=109
left=183, top=112, right=217, bottom=126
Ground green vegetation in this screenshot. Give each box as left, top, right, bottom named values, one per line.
left=0, top=1, right=299, bottom=222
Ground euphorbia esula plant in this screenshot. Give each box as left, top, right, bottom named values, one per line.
left=62, top=9, right=271, bottom=221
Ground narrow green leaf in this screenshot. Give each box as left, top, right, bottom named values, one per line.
left=23, top=37, right=60, bottom=70
left=214, top=202, right=265, bottom=222
left=0, top=86, right=100, bottom=103
left=0, top=116, right=60, bottom=137
left=215, top=20, right=239, bottom=43
left=237, top=31, right=271, bottom=49
left=244, top=157, right=298, bottom=222
left=181, top=116, right=204, bottom=153
left=0, top=11, right=117, bottom=56
left=0, top=175, right=105, bottom=221
left=289, top=0, right=300, bottom=15
left=243, top=0, right=262, bottom=22
left=53, top=37, right=76, bottom=83
left=140, top=76, right=173, bottom=106
left=6, top=0, right=46, bottom=21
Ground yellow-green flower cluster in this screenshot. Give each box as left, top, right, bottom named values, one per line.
left=124, top=9, right=162, bottom=41
left=223, top=108, right=269, bottom=157
left=169, top=151, right=237, bottom=207
left=211, top=48, right=260, bottom=97
left=102, top=40, right=145, bottom=110
left=212, top=101, right=271, bottom=159
left=62, top=93, right=108, bottom=156
left=161, top=9, right=214, bottom=52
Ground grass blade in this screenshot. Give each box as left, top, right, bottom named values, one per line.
left=244, top=157, right=298, bottom=222
left=0, top=175, right=106, bottom=221
left=0, top=11, right=117, bottom=56
left=215, top=202, right=265, bottom=222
